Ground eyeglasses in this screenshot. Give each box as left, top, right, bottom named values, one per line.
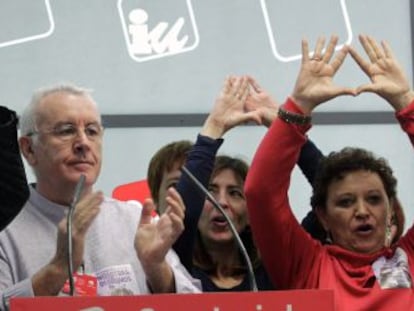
left=27, top=122, right=104, bottom=142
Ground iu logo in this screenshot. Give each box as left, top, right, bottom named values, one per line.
left=118, top=0, right=199, bottom=62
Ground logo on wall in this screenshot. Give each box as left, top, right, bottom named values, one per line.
left=117, top=0, right=199, bottom=62
left=260, top=0, right=352, bottom=62
left=0, top=0, right=54, bottom=49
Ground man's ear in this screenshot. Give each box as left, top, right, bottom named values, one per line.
left=315, top=206, right=329, bottom=232
left=19, top=136, right=36, bottom=165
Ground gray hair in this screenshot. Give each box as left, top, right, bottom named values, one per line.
left=19, top=83, right=98, bottom=138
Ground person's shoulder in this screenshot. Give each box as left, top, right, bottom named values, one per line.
left=0, top=199, right=38, bottom=243
left=3, top=198, right=35, bottom=228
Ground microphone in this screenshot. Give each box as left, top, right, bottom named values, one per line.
left=67, top=174, right=86, bottom=296
left=180, top=166, right=258, bottom=292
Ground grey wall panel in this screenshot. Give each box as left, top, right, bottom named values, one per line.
left=1, top=1, right=412, bottom=116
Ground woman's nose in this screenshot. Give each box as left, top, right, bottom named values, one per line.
left=216, top=191, right=229, bottom=208
left=355, top=200, right=369, bottom=218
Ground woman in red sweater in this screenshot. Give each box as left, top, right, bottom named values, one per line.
left=245, top=34, right=414, bottom=311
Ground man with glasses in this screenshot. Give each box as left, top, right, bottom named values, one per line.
left=0, top=84, right=200, bottom=309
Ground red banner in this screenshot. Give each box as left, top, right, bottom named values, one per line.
left=11, top=290, right=334, bottom=311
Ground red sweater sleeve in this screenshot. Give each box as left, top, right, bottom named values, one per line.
left=396, top=99, right=414, bottom=148
left=396, top=99, right=414, bottom=253
left=245, top=98, right=322, bottom=289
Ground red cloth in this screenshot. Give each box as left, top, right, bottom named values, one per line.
left=112, top=179, right=151, bottom=203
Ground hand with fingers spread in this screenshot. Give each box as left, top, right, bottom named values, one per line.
left=245, top=76, right=280, bottom=127
left=135, top=187, right=186, bottom=292
left=349, top=34, right=414, bottom=111
left=292, top=35, right=356, bottom=114
left=136, top=187, right=185, bottom=263
left=200, top=76, right=262, bottom=139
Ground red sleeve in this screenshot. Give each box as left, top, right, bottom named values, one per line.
left=396, top=100, right=414, bottom=254
left=245, top=98, right=322, bottom=289
left=396, top=99, right=414, bottom=148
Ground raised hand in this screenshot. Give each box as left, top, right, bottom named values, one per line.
left=135, top=187, right=185, bottom=265
left=200, top=76, right=262, bottom=139
left=349, top=35, right=414, bottom=111
left=292, top=35, right=356, bottom=114
left=135, top=187, right=186, bottom=292
left=245, top=76, right=279, bottom=127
